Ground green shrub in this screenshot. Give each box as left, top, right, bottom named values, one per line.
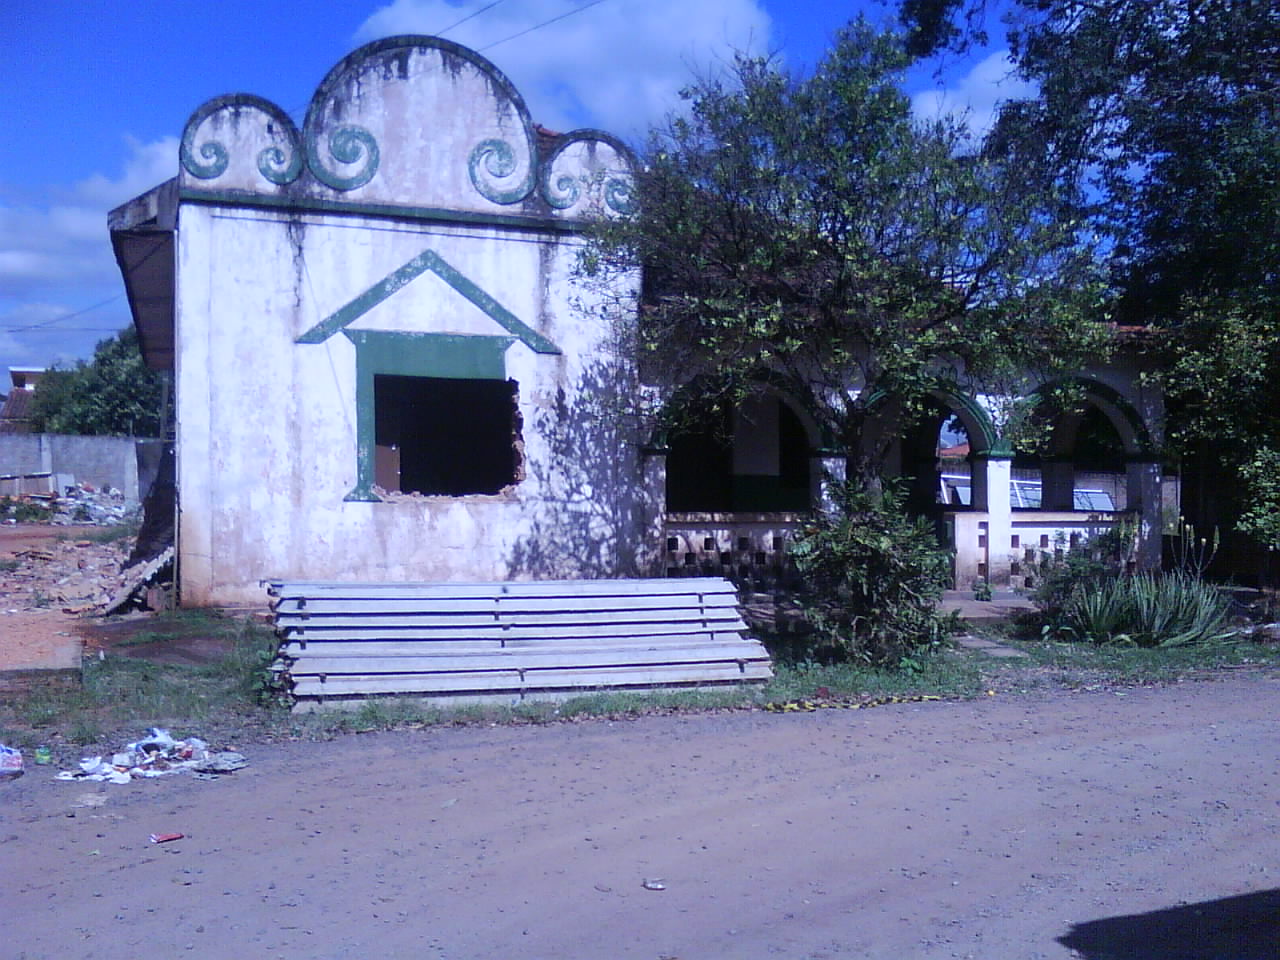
left=1031, top=520, right=1134, bottom=620
left=1063, top=572, right=1236, bottom=647
left=788, top=481, right=956, bottom=666
left=0, top=496, right=52, bottom=523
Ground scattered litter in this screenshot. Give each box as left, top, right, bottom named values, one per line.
left=642, top=878, right=667, bottom=891
left=149, top=833, right=184, bottom=844
left=0, top=744, right=23, bottom=780
left=55, top=484, right=139, bottom=527
left=57, top=728, right=246, bottom=784
left=33, top=746, right=52, bottom=765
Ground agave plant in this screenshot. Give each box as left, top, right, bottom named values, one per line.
left=1065, top=572, right=1236, bottom=647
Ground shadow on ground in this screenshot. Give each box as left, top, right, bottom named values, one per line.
left=1058, top=889, right=1280, bottom=959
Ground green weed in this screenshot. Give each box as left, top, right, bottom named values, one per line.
left=59, top=520, right=141, bottom=545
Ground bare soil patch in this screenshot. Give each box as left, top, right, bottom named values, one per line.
left=3, top=675, right=1277, bottom=959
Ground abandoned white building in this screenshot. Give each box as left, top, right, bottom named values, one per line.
left=111, top=35, right=1165, bottom=609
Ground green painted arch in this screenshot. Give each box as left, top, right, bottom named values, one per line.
left=862, top=385, right=1002, bottom=456
left=180, top=93, right=303, bottom=184
left=646, top=372, right=836, bottom=453
left=1028, top=377, right=1153, bottom=456
left=539, top=129, right=639, bottom=215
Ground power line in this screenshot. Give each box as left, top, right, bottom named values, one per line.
left=436, top=0, right=507, bottom=38
left=478, top=0, right=612, bottom=52
left=0, top=294, right=124, bottom=333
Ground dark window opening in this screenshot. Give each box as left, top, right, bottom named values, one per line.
left=665, top=402, right=732, bottom=512
left=374, top=375, right=520, bottom=496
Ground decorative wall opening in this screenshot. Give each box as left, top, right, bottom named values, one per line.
left=373, top=375, right=521, bottom=496
left=1014, top=389, right=1133, bottom=512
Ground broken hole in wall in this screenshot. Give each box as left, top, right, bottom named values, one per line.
left=374, top=375, right=522, bottom=496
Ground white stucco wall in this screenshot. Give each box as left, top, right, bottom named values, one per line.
left=175, top=205, right=645, bottom=604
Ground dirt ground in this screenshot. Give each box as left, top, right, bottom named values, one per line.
left=3, top=675, right=1277, bottom=959
left=0, top=523, right=135, bottom=674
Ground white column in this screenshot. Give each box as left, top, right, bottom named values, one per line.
left=1126, top=458, right=1163, bottom=571
left=638, top=451, right=668, bottom=576
left=971, top=455, right=1013, bottom=587
left=816, top=455, right=846, bottom=513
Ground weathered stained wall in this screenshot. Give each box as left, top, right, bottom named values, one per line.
left=169, top=37, right=645, bottom=605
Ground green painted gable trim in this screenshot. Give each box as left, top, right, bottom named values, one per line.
left=296, top=247, right=560, bottom=355
left=344, top=330, right=515, bottom=501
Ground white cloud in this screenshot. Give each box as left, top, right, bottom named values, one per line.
left=0, top=137, right=175, bottom=371
left=74, top=136, right=179, bottom=209
left=355, top=0, right=774, bottom=141
left=0, top=136, right=177, bottom=297
left=910, top=50, right=1036, bottom=139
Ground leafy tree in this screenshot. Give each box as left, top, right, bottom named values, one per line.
left=898, top=0, right=1280, bottom=546
left=28, top=326, right=164, bottom=436
left=585, top=22, right=1109, bottom=661
left=589, top=20, right=1109, bottom=481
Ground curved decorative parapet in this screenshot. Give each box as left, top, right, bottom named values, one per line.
left=180, top=94, right=303, bottom=191
left=539, top=130, right=637, bottom=218
left=302, top=36, right=537, bottom=207
left=177, top=36, right=636, bottom=221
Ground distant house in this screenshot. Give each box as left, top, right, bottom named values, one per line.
left=0, top=367, right=46, bottom=434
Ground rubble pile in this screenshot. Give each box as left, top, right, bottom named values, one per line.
left=0, top=529, right=172, bottom=615
left=50, top=484, right=141, bottom=526
left=2, top=485, right=140, bottom=527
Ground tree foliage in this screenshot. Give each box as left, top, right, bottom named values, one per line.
left=28, top=327, right=164, bottom=437
left=899, top=0, right=1280, bottom=540
left=589, top=20, right=1109, bottom=477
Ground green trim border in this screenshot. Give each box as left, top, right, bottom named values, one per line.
left=343, top=330, right=515, bottom=501
left=863, top=385, right=1002, bottom=454
left=1030, top=376, right=1154, bottom=456
left=178, top=188, right=585, bottom=234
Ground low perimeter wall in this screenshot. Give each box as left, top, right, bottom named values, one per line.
left=0, top=434, right=157, bottom=502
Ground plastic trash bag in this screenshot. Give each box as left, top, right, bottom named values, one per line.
left=0, top=744, right=23, bottom=780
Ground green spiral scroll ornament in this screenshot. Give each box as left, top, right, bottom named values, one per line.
left=468, top=138, right=534, bottom=205
left=308, top=125, right=380, bottom=191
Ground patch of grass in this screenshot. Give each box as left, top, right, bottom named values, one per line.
left=556, top=685, right=757, bottom=717
left=59, top=520, right=141, bottom=545
left=0, top=614, right=286, bottom=753
left=763, top=649, right=987, bottom=704
left=0, top=496, right=53, bottom=522
left=968, top=620, right=1280, bottom=691
left=6, top=603, right=1278, bottom=758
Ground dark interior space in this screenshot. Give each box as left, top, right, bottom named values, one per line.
left=374, top=375, right=520, bottom=496
left=665, top=395, right=810, bottom=512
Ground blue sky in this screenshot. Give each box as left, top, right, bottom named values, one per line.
left=0, top=0, right=1024, bottom=383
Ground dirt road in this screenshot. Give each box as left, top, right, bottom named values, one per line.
left=3, top=676, right=1278, bottom=959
